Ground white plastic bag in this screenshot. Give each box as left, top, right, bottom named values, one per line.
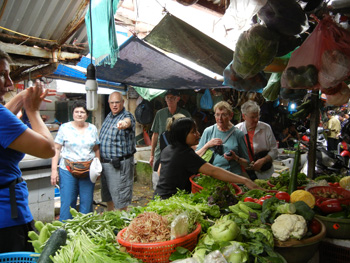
left=223, top=0, right=267, bottom=30
left=89, top=157, right=102, bottom=183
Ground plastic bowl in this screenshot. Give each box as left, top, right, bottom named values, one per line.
left=307, top=186, right=350, bottom=205
left=189, top=174, right=242, bottom=195
left=274, top=218, right=326, bottom=263
left=315, top=214, right=350, bottom=239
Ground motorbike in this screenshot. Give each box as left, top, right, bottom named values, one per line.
left=299, top=125, right=328, bottom=149
left=338, top=139, right=350, bottom=169
left=299, top=127, right=348, bottom=177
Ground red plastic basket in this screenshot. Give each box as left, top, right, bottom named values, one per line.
left=308, top=186, right=350, bottom=205
left=117, top=223, right=201, bottom=263
left=189, top=174, right=242, bottom=195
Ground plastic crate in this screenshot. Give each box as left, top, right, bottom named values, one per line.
left=0, top=252, right=39, bottom=263
left=117, top=223, right=201, bottom=263
left=189, top=174, right=242, bottom=195
left=319, top=241, right=350, bottom=263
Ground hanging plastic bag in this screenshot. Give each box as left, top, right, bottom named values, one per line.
left=200, top=89, right=213, bottom=110
left=221, top=0, right=267, bottom=30
left=233, top=24, right=279, bottom=79
left=326, top=82, right=350, bottom=106
left=262, top=73, right=281, bottom=101
left=223, top=61, right=267, bottom=92
left=281, top=15, right=350, bottom=90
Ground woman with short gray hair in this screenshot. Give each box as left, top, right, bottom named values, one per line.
left=196, top=101, right=249, bottom=175
left=236, top=100, right=278, bottom=180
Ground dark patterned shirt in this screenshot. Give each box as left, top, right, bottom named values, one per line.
left=99, top=108, right=136, bottom=159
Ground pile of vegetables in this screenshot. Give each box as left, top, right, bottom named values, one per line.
left=31, top=174, right=333, bottom=263
left=192, top=174, right=240, bottom=195
left=122, top=212, right=170, bottom=243
left=29, top=208, right=140, bottom=263
left=268, top=171, right=309, bottom=191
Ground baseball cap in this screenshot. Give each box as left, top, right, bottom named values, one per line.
left=165, top=89, right=180, bottom=96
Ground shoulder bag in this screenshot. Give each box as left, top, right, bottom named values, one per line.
left=245, top=134, right=272, bottom=172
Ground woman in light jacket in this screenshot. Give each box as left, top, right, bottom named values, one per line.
left=236, top=100, right=278, bottom=179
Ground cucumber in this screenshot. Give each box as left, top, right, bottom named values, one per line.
left=243, top=201, right=262, bottom=210
left=37, top=228, right=67, bottom=263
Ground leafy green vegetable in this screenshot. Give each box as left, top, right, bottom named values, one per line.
left=261, top=197, right=294, bottom=224
left=208, top=185, right=239, bottom=209
left=193, top=174, right=239, bottom=194
left=145, top=191, right=218, bottom=232
left=254, top=179, right=271, bottom=189
left=269, top=171, right=308, bottom=188
left=293, top=201, right=315, bottom=222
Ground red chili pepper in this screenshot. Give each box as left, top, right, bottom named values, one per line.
left=319, top=199, right=343, bottom=214
left=244, top=197, right=256, bottom=203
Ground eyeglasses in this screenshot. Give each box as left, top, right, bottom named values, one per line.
left=109, top=101, right=122, bottom=105
left=214, top=113, right=229, bottom=118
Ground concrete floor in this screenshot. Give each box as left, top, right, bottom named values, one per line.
left=55, top=179, right=154, bottom=218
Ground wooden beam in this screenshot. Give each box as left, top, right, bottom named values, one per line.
left=1, top=41, right=81, bottom=62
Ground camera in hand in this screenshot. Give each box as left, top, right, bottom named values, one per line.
left=225, top=151, right=232, bottom=156
left=214, top=145, right=224, bottom=155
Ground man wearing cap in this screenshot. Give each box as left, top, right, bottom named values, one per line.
left=149, top=90, right=191, bottom=190
left=325, top=110, right=341, bottom=153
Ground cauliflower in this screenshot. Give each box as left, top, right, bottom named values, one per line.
left=271, top=214, right=307, bottom=241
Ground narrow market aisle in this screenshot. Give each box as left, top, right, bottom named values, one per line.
left=55, top=180, right=154, bottom=218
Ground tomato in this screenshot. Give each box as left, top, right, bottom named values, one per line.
left=309, top=219, right=322, bottom=235
left=275, top=191, right=291, bottom=202
left=257, top=195, right=273, bottom=205
left=244, top=197, right=256, bottom=203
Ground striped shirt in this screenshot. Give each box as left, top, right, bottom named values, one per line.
left=99, top=108, right=136, bottom=159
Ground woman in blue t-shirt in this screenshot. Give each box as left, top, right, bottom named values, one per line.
left=155, top=117, right=261, bottom=199
left=0, top=49, right=55, bottom=253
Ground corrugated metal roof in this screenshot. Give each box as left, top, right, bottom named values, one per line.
left=0, top=0, right=90, bottom=82
left=0, top=0, right=89, bottom=50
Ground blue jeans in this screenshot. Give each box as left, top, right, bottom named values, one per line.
left=59, top=168, right=95, bottom=221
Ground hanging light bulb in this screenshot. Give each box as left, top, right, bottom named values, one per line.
left=85, top=0, right=98, bottom=111
left=85, top=63, right=98, bottom=111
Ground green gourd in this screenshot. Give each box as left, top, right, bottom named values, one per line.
left=37, top=228, right=67, bottom=263
left=288, top=143, right=300, bottom=195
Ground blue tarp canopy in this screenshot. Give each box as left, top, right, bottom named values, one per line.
left=49, top=56, right=124, bottom=89
left=96, top=36, right=227, bottom=90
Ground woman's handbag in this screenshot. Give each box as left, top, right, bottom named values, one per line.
left=64, top=159, right=93, bottom=179
left=245, top=134, right=272, bottom=172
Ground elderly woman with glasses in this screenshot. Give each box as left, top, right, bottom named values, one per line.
left=236, top=100, right=278, bottom=180
left=196, top=101, right=249, bottom=175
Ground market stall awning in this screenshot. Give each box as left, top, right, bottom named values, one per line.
left=49, top=56, right=124, bottom=90
left=96, top=36, right=227, bottom=90
left=144, top=13, right=233, bottom=75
